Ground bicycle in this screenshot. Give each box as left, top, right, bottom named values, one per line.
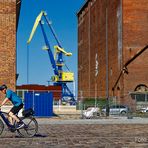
left=0, top=108, right=38, bottom=138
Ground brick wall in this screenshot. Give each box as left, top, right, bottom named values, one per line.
left=107, top=0, right=122, bottom=97
left=0, top=0, right=16, bottom=100
left=78, top=0, right=148, bottom=107
left=122, top=0, right=148, bottom=105
left=78, top=0, right=107, bottom=98
left=78, top=0, right=121, bottom=98
left=78, top=1, right=90, bottom=97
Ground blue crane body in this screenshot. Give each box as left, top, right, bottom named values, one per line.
left=39, top=21, right=59, bottom=76
left=27, top=11, right=75, bottom=101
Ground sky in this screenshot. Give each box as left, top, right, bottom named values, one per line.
left=17, top=0, right=85, bottom=94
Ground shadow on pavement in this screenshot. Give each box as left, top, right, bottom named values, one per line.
left=14, top=133, right=48, bottom=138
left=34, top=133, right=48, bottom=138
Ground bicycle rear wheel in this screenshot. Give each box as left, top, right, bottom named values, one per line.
left=17, top=117, right=38, bottom=138
left=0, top=119, right=4, bottom=136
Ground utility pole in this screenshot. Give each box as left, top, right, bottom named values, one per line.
left=27, top=45, right=29, bottom=84
left=105, top=3, right=109, bottom=116
left=80, top=90, right=83, bottom=119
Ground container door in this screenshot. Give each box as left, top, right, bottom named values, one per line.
left=24, top=92, right=53, bottom=117
left=34, top=92, right=53, bottom=117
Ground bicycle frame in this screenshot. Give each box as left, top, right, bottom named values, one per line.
left=0, top=110, right=38, bottom=137
left=0, top=110, right=15, bottom=128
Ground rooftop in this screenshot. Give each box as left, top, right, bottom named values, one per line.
left=77, top=0, right=90, bottom=16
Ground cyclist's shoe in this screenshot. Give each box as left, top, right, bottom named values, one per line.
left=10, top=127, right=16, bottom=132
left=16, top=122, right=25, bottom=129
left=8, top=125, right=16, bottom=132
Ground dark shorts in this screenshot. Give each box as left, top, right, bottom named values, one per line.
left=10, top=104, right=24, bottom=115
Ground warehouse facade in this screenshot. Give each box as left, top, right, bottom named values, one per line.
left=77, top=0, right=148, bottom=107
left=0, top=0, right=21, bottom=100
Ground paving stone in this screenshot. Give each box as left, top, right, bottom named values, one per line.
left=0, top=123, right=148, bottom=147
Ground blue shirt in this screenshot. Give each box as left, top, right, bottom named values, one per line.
left=6, top=89, right=23, bottom=106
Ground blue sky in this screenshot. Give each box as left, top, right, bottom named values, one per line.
left=17, top=0, right=84, bottom=92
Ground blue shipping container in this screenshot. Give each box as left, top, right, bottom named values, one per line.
left=24, top=92, right=53, bottom=117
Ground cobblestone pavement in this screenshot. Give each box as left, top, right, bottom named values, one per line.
left=36, top=117, right=148, bottom=125
left=0, top=121, right=148, bottom=148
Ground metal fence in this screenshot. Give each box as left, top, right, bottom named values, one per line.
left=76, top=91, right=148, bottom=119
left=16, top=89, right=148, bottom=118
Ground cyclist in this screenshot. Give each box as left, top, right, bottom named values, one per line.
left=0, top=84, right=24, bottom=129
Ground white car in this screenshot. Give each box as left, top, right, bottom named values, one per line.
left=102, top=105, right=129, bottom=115
left=83, top=107, right=99, bottom=119
left=139, top=107, right=148, bottom=113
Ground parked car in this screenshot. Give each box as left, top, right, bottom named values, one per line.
left=102, top=105, right=129, bottom=115
left=139, top=107, right=148, bottom=113
left=83, top=107, right=99, bottom=119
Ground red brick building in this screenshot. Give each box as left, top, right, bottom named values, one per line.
left=0, top=0, right=21, bottom=100
left=77, top=0, right=148, bottom=107
left=16, top=84, right=62, bottom=101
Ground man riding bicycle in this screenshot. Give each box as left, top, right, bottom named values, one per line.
left=0, top=84, right=24, bottom=129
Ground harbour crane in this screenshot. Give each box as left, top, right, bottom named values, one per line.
left=27, top=11, right=75, bottom=101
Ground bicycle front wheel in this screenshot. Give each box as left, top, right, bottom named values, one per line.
left=17, top=117, right=38, bottom=138
left=0, top=119, right=4, bottom=136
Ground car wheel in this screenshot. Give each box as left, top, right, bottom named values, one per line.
left=146, top=110, right=148, bottom=113
left=121, top=111, right=126, bottom=115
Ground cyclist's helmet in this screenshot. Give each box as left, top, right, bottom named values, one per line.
left=0, top=84, right=7, bottom=90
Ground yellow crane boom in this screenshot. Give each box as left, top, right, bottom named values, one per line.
left=27, top=11, right=46, bottom=44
